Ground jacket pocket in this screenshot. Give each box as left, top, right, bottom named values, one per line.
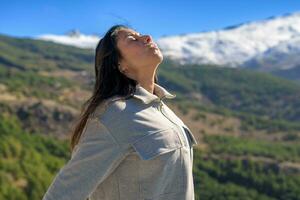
left=130, top=127, right=183, bottom=160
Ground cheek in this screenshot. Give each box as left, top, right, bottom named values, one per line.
left=127, top=46, right=147, bottom=62
left=131, top=44, right=146, bottom=56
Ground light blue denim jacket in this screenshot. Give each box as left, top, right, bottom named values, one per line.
left=42, top=83, right=198, bottom=200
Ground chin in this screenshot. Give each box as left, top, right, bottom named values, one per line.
left=154, top=51, right=163, bottom=62
left=158, top=55, right=163, bottom=64
left=154, top=54, right=163, bottom=65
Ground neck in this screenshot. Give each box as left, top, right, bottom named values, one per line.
left=138, top=80, right=155, bottom=94
left=135, top=64, right=159, bottom=94
left=136, top=74, right=156, bottom=94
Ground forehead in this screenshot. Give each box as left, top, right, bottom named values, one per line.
left=117, top=29, right=141, bottom=41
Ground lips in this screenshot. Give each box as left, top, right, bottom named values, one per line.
left=146, top=43, right=158, bottom=49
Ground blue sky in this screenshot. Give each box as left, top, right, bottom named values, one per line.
left=1, top=0, right=300, bottom=40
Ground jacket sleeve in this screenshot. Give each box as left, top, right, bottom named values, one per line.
left=42, top=117, right=127, bottom=200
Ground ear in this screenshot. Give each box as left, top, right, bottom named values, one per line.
left=118, top=64, right=126, bottom=73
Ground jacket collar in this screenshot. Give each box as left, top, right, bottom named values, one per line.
left=133, top=83, right=176, bottom=104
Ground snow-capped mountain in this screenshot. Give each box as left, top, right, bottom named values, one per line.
left=243, top=35, right=300, bottom=71
left=156, top=12, right=300, bottom=68
left=36, top=29, right=99, bottom=49
left=34, top=12, right=300, bottom=70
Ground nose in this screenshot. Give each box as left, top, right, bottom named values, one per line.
left=143, top=34, right=153, bottom=44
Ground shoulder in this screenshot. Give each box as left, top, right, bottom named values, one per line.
left=90, top=95, right=132, bottom=120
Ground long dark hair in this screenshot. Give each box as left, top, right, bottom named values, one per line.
left=70, top=24, right=159, bottom=152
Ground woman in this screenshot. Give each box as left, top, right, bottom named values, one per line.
left=42, top=24, right=198, bottom=200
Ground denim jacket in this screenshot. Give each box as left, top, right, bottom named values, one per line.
left=42, top=83, right=198, bottom=200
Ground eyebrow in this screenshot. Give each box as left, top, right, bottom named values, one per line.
left=126, top=32, right=141, bottom=38
left=121, top=31, right=142, bottom=42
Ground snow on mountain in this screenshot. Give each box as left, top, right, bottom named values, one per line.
left=156, top=12, right=300, bottom=67
left=36, top=29, right=99, bottom=49
left=34, top=12, right=300, bottom=70
left=243, top=35, right=300, bottom=71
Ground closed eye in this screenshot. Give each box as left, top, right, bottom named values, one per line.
left=129, top=36, right=138, bottom=41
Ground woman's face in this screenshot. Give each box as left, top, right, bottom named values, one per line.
left=116, top=28, right=163, bottom=80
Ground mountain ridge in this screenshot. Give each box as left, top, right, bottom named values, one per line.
left=25, top=11, right=300, bottom=73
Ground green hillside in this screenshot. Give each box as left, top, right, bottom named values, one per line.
left=271, top=65, right=300, bottom=84
left=0, top=34, right=94, bottom=72
left=0, top=33, right=300, bottom=200
left=158, top=63, right=300, bottom=122
left=0, top=113, right=69, bottom=199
